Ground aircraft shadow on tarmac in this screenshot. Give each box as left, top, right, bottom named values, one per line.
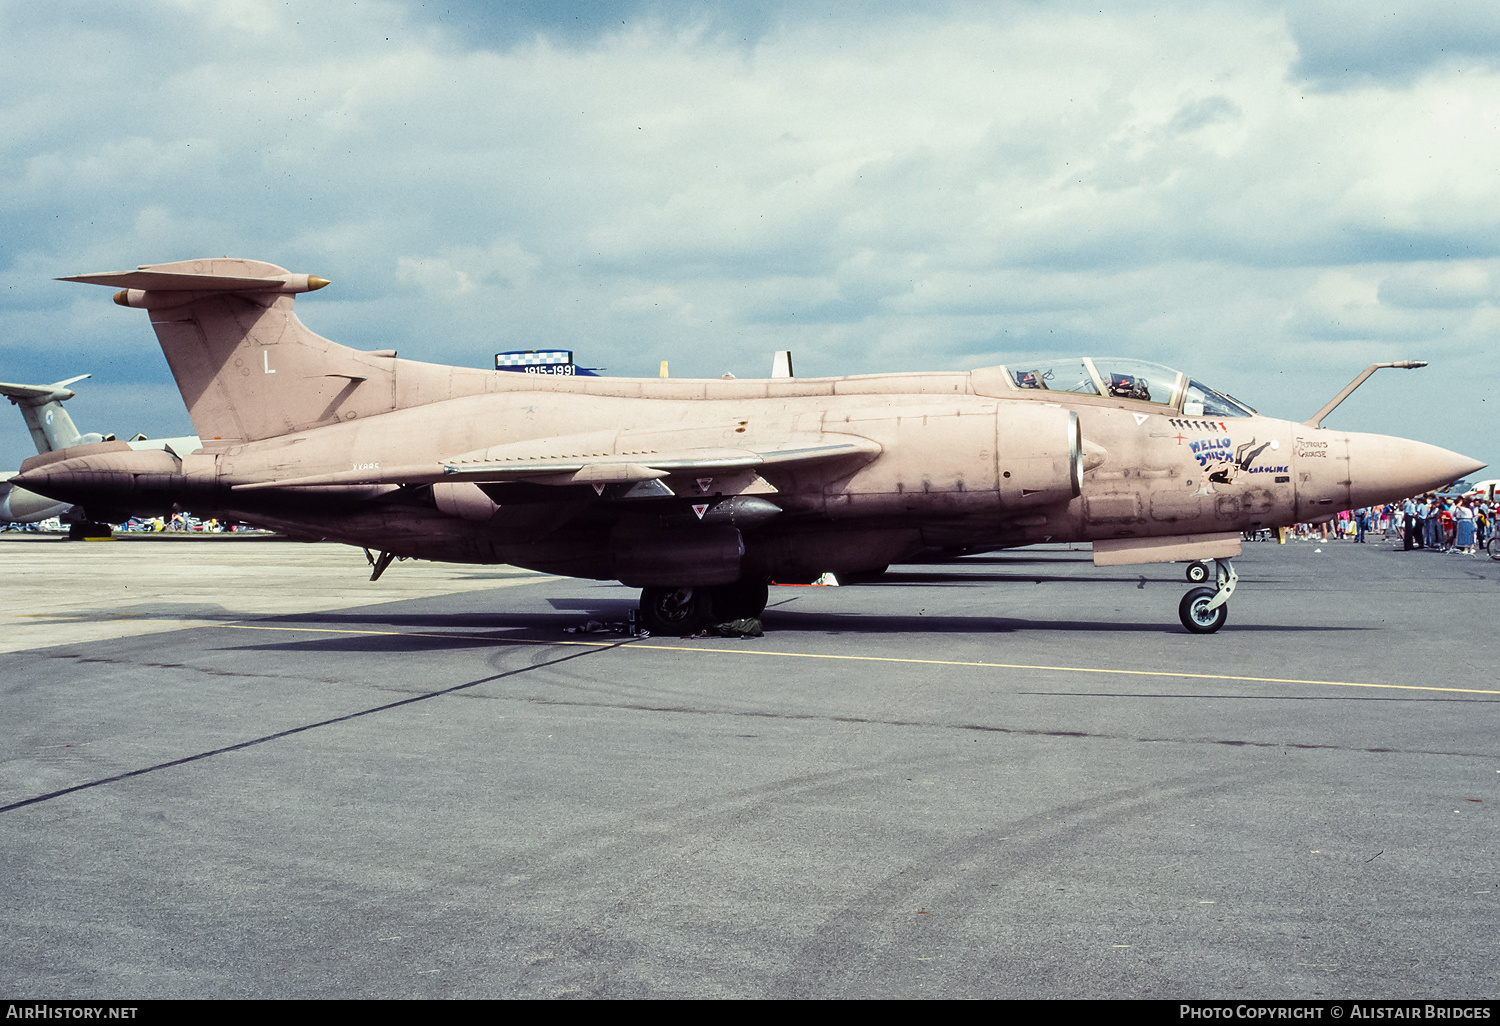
left=852, top=570, right=1221, bottom=586
left=902, top=553, right=1097, bottom=566
left=754, top=609, right=1367, bottom=635
left=213, top=602, right=1373, bottom=655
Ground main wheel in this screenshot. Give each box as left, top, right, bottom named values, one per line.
left=1179, top=587, right=1228, bottom=634
left=710, top=578, right=769, bottom=621
left=1185, top=560, right=1210, bottom=583
left=639, top=586, right=714, bottom=635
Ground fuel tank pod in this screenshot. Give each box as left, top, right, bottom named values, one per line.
left=609, top=523, right=745, bottom=588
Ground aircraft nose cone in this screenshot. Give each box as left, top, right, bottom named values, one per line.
left=1346, top=432, right=1486, bottom=508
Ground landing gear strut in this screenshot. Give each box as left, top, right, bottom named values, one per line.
left=1178, top=558, right=1236, bottom=634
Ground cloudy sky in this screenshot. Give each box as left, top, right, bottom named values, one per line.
left=2, top=0, right=1497, bottom=476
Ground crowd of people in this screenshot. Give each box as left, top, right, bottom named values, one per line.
left=1277, top=494, right=1494, bottom=554
left=1393, top=495, right=1491, bottom=553
left=2, top=513, right=254, bottom=534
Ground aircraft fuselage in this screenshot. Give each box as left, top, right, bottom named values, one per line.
left=19, top=258, right=1484, bottom=632
left=16, top=368, right=1471, bottom=583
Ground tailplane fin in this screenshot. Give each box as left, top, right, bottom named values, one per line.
left=0, top=374, right=109, bottom=453
left=61, top=259, right=393, bottom=446
left=62, top=258, right=501, bottom=446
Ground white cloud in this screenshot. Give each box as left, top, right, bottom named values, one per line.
left=1379, top=262, right=1497, bottom=309
left=1, top=1, right=1497, bottom=474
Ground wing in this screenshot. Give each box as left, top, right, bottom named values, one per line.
left=231, top=435, right=881, bottom=492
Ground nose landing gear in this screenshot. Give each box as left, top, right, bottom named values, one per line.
left=1178, top=558, right=1237, bottom=634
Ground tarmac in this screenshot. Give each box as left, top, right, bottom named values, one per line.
left=1, top=532, right=1496, bottom=999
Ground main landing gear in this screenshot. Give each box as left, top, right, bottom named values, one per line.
left=638, top=578, right=770, bottom=635
left=1178, top=558, right=1237, bottom=634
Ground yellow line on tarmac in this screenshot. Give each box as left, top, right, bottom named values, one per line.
left=155, top=619, right=1500, bottom=697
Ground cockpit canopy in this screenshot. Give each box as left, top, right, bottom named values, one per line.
left=984, top=357, right=1255, bottom=418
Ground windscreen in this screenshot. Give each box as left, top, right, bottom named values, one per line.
left=1183, top=379, right=1254, bottom=418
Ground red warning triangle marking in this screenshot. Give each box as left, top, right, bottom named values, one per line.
left=696, top=477, right=713, bottom=493
left=692, top=503, right=709, bottom=520
left=592, top=482, right=605, bottom=496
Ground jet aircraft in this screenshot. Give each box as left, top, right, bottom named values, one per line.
left=1463, top=479, right=1498, bottom=501
left=15, top=258, right=1485, bottom=633
left=0, top=373, right=201, bottom=535
left=1, top=375, right=97, bottom=526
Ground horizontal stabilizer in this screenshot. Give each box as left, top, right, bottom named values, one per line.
left=61, top=270, right=291, bottom=290
left=59, top=265, right=328, bottom=297
left=0, top=375, right=89, bottom=405
left=233, top=437, right=881, bottom=492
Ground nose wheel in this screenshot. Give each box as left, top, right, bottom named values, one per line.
left=1178, top=558, right=1237, bottom=634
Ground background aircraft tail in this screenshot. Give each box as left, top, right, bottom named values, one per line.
left=0, top=375, right=109, bottom=453
left=61, top=259, right=493, bottom=447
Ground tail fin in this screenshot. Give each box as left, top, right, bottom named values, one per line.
left=0, top=375, right=110, bottom=453
left=61, top=259, right=405, bottom=446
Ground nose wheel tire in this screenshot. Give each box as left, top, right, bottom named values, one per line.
left=1179, top=587, right=1228, bottom=634
left=1185, top=560, right=1210, bottom=583
left=639, top=586, right=714, bottom=635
